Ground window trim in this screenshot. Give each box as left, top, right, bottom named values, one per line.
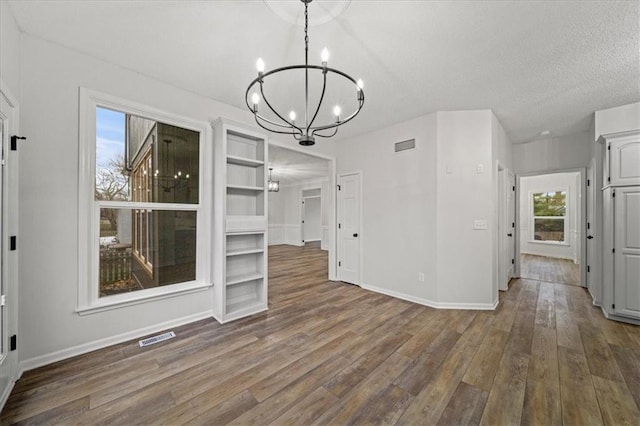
left=529, top=188, right=569, bottom=244
left=78, top=88, right=212, bottom=313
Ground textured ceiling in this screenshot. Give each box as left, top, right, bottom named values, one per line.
left=7, top=0, right=640, bottom=144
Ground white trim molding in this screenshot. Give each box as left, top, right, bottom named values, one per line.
left=20, top=311, right=213, bottom=372
left=268, top=224, right=285, bottom=245
left=77, top=88, right=213, bottom=312
left=360, top=283, right=499, bottom=311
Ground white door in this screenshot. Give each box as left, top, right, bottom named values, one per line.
left=338, top=172, right=361, bottom=285
left=498, top=169, right=516, bottom=291
left=302, top=196, right=321, bottom=243
left=586, top=160, right=596, bottom=292
left=506, top=170, right=516, bottom=282
left=0, top=89, right=18, bottom=408
left=613, top=187, right=640, bottom=319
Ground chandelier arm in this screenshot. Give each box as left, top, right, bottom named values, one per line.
left=253, top=114, right=303, bottom=136
left=312, top=126, right=339, bottom=138
left=258, top=80, right=302, bottom=133
left=306, top=70, right=328, bottom=132
left=310, top=97, right=364, bottom=132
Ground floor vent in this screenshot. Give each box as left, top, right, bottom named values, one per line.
left=394, top=138, right=415, bottom=152
left=139, top=331, right=176, bottom=347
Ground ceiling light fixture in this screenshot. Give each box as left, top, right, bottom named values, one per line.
left=246, top=0, right=365, bottom=146
left=268, top=168, right=280, bottom=192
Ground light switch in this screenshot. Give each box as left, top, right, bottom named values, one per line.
left=476, top=163, right=484, bottom=174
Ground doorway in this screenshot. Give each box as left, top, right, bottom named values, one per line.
left=302, top=189, right=322, bottom=244
left=267, top=143, right=336, bottom=280
left=517, top=171, right=585, bottom=286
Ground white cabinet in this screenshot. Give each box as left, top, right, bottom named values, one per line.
left=600, top=129, right=640, bottom=323
left=613, top=187, right=640, bottom=319
left=602, top=130, right=640, bottom=187
left=213, top=119, right=268, bottom=323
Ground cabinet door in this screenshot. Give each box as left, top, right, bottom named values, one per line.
left=614, top=187, right=640, bottom=319
left=609, top=132, right=640, bottom=186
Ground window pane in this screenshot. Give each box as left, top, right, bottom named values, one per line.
left=534, top=218, right=565, bottom=242
left=96, top=107, right=200, bottom=204
left=99, top=208, right=197, bottom=297
left=533, top=191, right=566, bottom=216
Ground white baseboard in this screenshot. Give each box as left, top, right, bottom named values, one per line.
left=359, top=283, right=499, bottom=311
left=268, top=224, right=284, bottom=245
left=20, top=311, right=213, bottom=373
left=0, top=379, right=18, bottom=412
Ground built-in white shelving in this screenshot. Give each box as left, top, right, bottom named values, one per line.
left=213, top=119, right=268, bottom=323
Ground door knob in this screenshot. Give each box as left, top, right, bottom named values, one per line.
left=353, top=233, right=358, bottom=237
left=507, top=233, right=513, bottom=237
left=587, top=235, right=594, bottom=239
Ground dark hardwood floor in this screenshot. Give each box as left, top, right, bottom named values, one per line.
left=520, top=254, right=581, bottom=286
left=2, top=243, right=639, bottom=424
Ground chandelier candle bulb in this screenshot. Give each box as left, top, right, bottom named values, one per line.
left=289, top=111, right=296, bottom=122
left=256, top=58, right=265, bottom=74
left=321, top=48, right=329, bottom=64
left=333, top=105, right=341, bottom=117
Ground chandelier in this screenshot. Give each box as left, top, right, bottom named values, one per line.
left=246, top=0, right=365, bottom=146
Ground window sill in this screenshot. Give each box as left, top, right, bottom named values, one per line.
left=76, top=281, right=212, bottom=316
left=527, top=240, right=570, bottom=247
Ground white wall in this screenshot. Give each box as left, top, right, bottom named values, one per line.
left=0, top=2, right=21, bottom=98
left=337, top=110, right=502, bottom=308
left=268, top=178, right=329, bottom=247
left=338, top=113, right=439, bottom=304
left=519, top=173, right=580, bottom=261
left=436, top=111, right=495, bottom=306
left=267, top=190, right=285, bottom=244
left=16, top=34, right=336, bottom=366
left=513, top=132, right=590, bottom=174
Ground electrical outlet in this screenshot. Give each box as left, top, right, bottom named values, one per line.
left=473, top=220, right=488, bottom=230
left=476, top=163, right=484, bottom=173
left=418, top=272, right=425, bottom=282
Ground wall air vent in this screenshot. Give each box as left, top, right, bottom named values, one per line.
left=394, top=138, right=416, bottom=153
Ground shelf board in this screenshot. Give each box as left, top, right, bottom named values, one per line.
left=226, top=299, right=266, bottom=318
left=226, top=272, right=264, bottom=286
left=226, top=248, right=264, bottom=257
left=227, top=155, right=264, bottom=167
left=227, top=184, right=264, bottom=192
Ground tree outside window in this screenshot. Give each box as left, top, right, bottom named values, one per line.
left=532, top=190, right=567, bottom=242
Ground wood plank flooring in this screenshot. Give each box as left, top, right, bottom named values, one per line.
left=520, top=254, right=581, bottom=286
left=3, top=243, right=639, bottom=425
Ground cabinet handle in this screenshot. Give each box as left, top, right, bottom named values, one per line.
left=353, top=233, right=358, bottom=238
left=587, top=235, right=594, bottom=240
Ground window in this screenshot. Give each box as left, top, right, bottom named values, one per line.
left=532, top=190, right=567, bottom=243
left=79, top=89, right=211, bottom=313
